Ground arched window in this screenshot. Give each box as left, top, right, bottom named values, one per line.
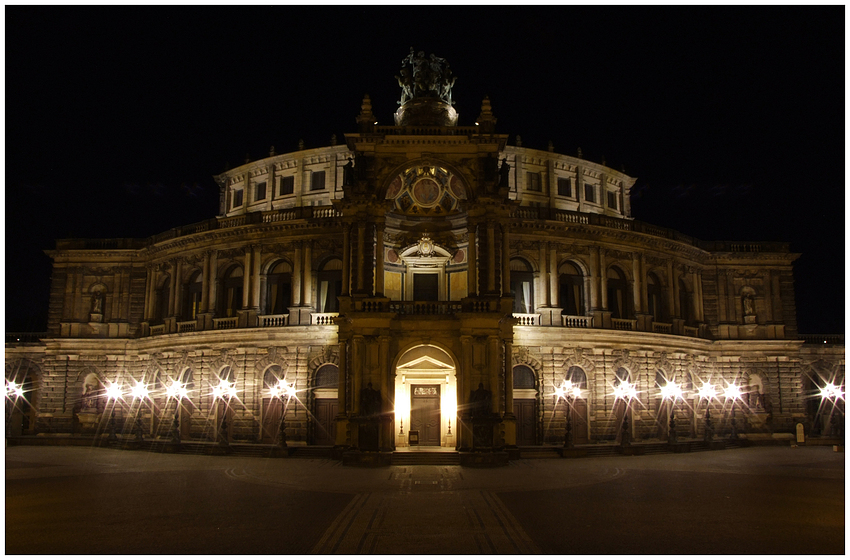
left=510, top=258, right=534, bottom=314
left=607, top=267, right=630, bottom=319
left=154, top=275, right=170, bottom=323
left=679, top=278, right=694, bottom=326
left=217, top=266, right=244, bottom=318
left=219, top=365, right=235, bottom=384
left=647, top=272, right=665, bottom=321
left=263, top=365, right=284, bottom=389
left=314, top=364, right=339, bottom=388
left=566, top=366, right=587, bottom=389
left=182, top=270, right=203, bottom=320
left=513, top=365, right=536, bottom=389
left=266, top=261, right=292, bottom=315
left=317, top=259, right=342, bottom=313
left=559, top=261, right=585, bottom=316
left=615, top=367, right=630, bottom=386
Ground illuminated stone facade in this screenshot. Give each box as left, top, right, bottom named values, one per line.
left=5, top=53, right=844, bottom=450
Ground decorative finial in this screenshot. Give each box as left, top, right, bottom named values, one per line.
left=516, top=135, right=522, bottom=147
left=269, top=146, right=276, bottom=157
left=476, top=96, right=497, bottom=132
left=356, top=94, right=376, bottom=131
left=298, top=139, right=304, bottom=151
left=577, top=147, right=583, bottom=159
left=330, top=134, right=337, bottom=146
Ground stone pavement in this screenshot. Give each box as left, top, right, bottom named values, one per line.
left=5, top=445, right=845, bottom=555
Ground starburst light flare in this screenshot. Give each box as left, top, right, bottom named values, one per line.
left=105, top=382, right=123, bottom=400
left=697, top=382, right=717, bottom=400
left=723, top=384, right=742, bottom=401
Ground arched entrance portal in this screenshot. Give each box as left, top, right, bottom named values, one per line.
left=394, top=345, right=457, bottom=448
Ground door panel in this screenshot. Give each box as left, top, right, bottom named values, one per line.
left=314, top=399, right=338, bottom=445
left=513, top=399, right=536, bottom=445
left=410, top=387, right=441, bottom=446
left=261, top=398, right=282, bottom=443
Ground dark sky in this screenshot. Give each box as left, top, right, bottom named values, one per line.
left=5, top=6, right=844, bottom=334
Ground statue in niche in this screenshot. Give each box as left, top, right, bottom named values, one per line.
left=81, top=376, right=100, bottom=410
left=91, top=291, right=104, bottom=314
left=742, top=292, right=755, bottom=316
left=498, top=158, right=510, bottom=190
left=469, top=383, right=492, bottom=418
left=343, top=157, right=355, bottom=187
left=360, top=382, right=381, bottom=418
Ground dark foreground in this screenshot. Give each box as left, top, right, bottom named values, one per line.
left=6, top=445, right=844, bottom=554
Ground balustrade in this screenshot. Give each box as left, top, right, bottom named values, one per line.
left=212, top=317, right=238, bottom=330
left=612, top=318, right=637, bottom=331
left=312, top=313, right=339, bottom=325
left=562, top=315, right=593, bottom=328
left=652, top=322, right=673, bottom=334
left=683, top=326, right=700, bottom=337
left=512, top=313, right=539, bottom=326
left=259, top=314, right=289, bottom=327
left=149, top=324, right=166, bottom=336
left=177, top=320, right=197, bottom=333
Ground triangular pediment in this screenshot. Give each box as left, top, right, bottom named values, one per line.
left=396, top=355, right=454, bottom=371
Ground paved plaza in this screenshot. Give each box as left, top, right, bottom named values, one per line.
left=5, top=445, right=844, bottom=555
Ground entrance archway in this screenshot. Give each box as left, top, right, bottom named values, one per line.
left=394, top=345, right=457, bottom=448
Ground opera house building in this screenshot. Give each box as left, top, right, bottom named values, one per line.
left=6, top=52, right=843, bottom=463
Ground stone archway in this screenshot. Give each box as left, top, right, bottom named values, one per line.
left=394, top=345, right=457, bottom=448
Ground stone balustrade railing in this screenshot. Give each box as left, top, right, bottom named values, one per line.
left=652, top=322, right=673, bottom=334
left=312, top=313, right=339, bottom=325
left=683, top=326, right=700, bottom=338
left=562, top=315, right=593, bottom=328
left=213, top=317, right=238, bottom=330
left=612, top=318, right=637, bottom=331
left=513, top=313, right=540, bottom=326
left=149, top=324, right=166, bottom=336
left=177, top=320, right=197, bottom=333
left=259, top=314, right=290, bottom=327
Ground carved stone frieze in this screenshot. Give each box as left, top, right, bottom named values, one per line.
left=255, top=347, right=290, bottom=376
left=557, top=347, right=595, bottom=374
left=612, top=349, right=639, bottom=377
left=210, top=349, right=239, bottom=378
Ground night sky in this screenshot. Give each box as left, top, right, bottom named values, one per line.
left=5, top=7, right=844, bottom=334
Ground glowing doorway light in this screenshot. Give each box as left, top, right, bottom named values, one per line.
left=167, top=380, right=189, bottom=400
left=820, top=382, right=844, bottom=401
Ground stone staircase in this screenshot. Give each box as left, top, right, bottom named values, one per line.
left=391, top=451, right=461, bottom=465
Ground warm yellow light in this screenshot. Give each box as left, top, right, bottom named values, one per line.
left=660, top=381, right=682, bottom=401
left=697, top=382, right=717, bottom=400
left=167, top=380, right=185, bottom=399
left=105, top=382, right=123, bottom=400
left=723, top=384, right=742, bottom=400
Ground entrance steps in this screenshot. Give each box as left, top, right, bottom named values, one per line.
left=392, top=450, right=461, bottom=465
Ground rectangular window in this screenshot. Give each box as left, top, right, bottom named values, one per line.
left=584, top=183, right=595, bottom=203
left=413, top=274, right=439, bottom=301
left=526, top=171, right=541, bottom=192
left=607, top=191, right=618, bottom=209
left=311, top=171, right=326, bottom=191
left=557, top=177, right=572, bottom=197
left=233, top=189, right=244, bottom=208
left=279, top=176, right=294, bottom=196
left=255, top=182, right=266, bottom=202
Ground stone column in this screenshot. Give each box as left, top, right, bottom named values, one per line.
left=632, top=253, right=642, bottom=314
left=695, top=269, right=705, bottom=322
left=375, top=224, right=385, bottom=296
left=467, top=225, right=477, bottom=296
left=666, top=260, right=676, bottom=319
left=173, top=259, right=183, bottom=317
left=292, top=242, right=302, bottom=306
left=487, top=221, right=496, bottom=293
left=342, top=224, right=351, bottom=296
left=303, top=241, right=312, bottom=307
left=488, top=337, right=500, bottom=414
left=589, top=247, right=600, bottom=310
left=143, top=266, right=153, bottom=320
left=167, top=263, right=177, bottom=317
left=538, top=242, right=549, bottom=307
left=251, top=245, right=262, bottom=309
left=352, top=336, right=363, bottom=414
left=501, top=224, right=511, bottom=296
left=763, top=270, right=774, bottom=322
left=600, top=250, right=608, bottom=310
left=208, top=252, right=218, bottom=314
left=201, top=251, right=211, bottom=312
left=549, top=243, right=558, bottom=306
left=357, top=222, right=366, bottom=293
left=460, top=335, right=474, bottom=450
left=242, top=248, right=252, bottom=310
left=504, top=342, right=514, bottom=413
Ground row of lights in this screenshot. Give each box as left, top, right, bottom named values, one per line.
left=553, top=379, right=818, bottom=404
left=97, top=378, right=297, bottom=404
